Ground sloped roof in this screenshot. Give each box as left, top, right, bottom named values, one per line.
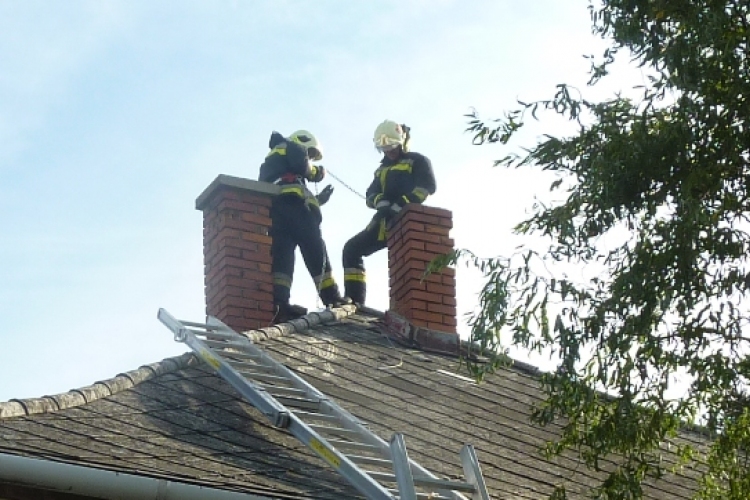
left=0, top=309, right=703, bottom=499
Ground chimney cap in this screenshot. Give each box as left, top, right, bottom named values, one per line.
left=196, top=174, right=279, bottom=210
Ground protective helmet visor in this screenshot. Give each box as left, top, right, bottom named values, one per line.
left=307, top=147, right=322, bottom=161
left=375, top=142, right=401, bottom=153
left=374, top=129, right=403, bottom=152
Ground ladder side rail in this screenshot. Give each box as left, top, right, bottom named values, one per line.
left=203, top=315, right=469, bottom=500
left=390, top=433, right=418, bottom=500
left=288, top=383, right=475, bottom=500
left=318, top=405, right=470, bottom=500
left=318, top=400, right=392, bottom=456
left=395, top=444, right=470, bottom=500
left=158, top=309, right=291, bottom=428
left=459, top=445, right=490, bottom=500
left=205, top=317, right=367, bottom=424
left=248, top=348, right=329, bottom=399
left=203, top=316, right=399, bottom=457
left=284, top=410, right=396, bottom=500
left=326, top=406, right=469, bottom=500
left=317, top=403, right=470, bottom=500
left=206, top=316, right=333, bottom=400
left=163, top=311, right=396, bottom=499
left=179, top=313, right=474, bottom=500
left=408, top=467, right=470, bottom=500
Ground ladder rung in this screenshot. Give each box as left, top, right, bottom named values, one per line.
left=204, top=334, right=241, bottom=343
left=276, top=396, right=320, bottom=411
left=347, top=454, right=393, bottom=467
left=370, top=470, right=476, bottom=496
left=388, top=489, right=453, bottom=500
left=236, top=370, right=293, bottom=384
left=259, top=385, right=308, bottom=397
left=413, top=476, right=476, bottom=494
left=308, top=424, right=363, bottom=440
left=221, top=350, right=262, bottom=361
left=325, top=438, right=380, bottom=454
left=203, top=339, right=252, bottom=350
left=363, top=470, right=398, bottom=483
left=293, top=410, right=339, bottom=422
left=226, top=358, right=265, bottom=369
left=181, top=320, right=222, bottom=331
left=159, top=310, right=491, bottom=500
left=226, top=359, right=276, bottom=374
left=198, top=329, right=239, bottom=340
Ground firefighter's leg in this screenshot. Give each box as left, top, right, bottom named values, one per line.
left=296, top=208, right=343, bottom=306
left=269, top=199, right=306, bottom=321
left=342, top=216, right=387, bottom=306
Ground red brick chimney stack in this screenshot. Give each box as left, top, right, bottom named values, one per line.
left=387, top=205, right=457, bottom=334
left=195, top=176, right=457, bottom=335
left=196, top=175, right=278, bottom=331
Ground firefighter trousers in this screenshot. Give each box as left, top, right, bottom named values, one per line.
left=270, top=196, right=340, bottom=306
left=342, top=213, right=391, bottom=305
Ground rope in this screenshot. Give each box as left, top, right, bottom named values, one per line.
left=315, top=168, right=367, bottom=308
left=268, top=166, right=364, bottom=321
left=326, top=168, right=367, bottom=201
left=312, top=182, right=326, bottom=309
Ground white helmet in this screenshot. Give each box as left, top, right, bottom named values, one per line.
left=373, top=120, right=405, bottom=152
left=288, top=130, right=323, bottom=161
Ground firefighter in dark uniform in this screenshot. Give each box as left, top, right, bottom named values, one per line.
left=342, top=121, right=436, bottom=306
left=259, top=129, right=346, bottom=322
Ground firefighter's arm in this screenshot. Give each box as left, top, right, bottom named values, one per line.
left=259, top=133, right=288, bottom=182
left=402, top=153, right=436, bottom=205
left=283, top=140, right=325, bottom=182
left=365, top=175, right=385, bottom=209
left=258, top=162, right=271, bottom=183
left=259, top=158, right=283, bottom=183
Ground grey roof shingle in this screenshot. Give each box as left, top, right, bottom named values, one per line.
left=0, top=309, right=703, bottom=499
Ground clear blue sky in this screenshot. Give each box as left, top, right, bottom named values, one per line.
left=0, top=1, right=642, bottom=401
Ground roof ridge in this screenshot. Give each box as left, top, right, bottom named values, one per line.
left=0, top=305, right=359, bottom=419
left=0, top=352, right=198, bottom=419
left=237, top=304, right=357, bottom=342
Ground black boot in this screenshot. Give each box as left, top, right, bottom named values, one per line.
left=343, top=281, right=365, bottom=308
left=273, top=302, right=308, bottom=324
left=327, top=296, right=353, bottom=308
left=320, top=286, right=351, bottom=308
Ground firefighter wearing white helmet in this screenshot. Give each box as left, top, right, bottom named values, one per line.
left=259, top=129, right=346, bottom=322
left=342, top=120, right=437, bottom=306
left=373, top=120, right=407, bottom=152
left=288, top=129, right=324, bottom=161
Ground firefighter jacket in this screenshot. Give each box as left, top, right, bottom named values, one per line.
left=258, top=132, right=325, bottom=210
left=365, top=151, right=436, bottom=210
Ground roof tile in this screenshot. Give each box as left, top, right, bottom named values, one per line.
left=0, top=309, right=703, bottom=499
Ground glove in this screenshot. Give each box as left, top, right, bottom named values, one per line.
left=375, top=199, right=392, bottom=213
left=375, top=199, right=398, bottom=218
left=316, top=185, right=334, bottom=205
left=307, top=164, right=326, bottom=183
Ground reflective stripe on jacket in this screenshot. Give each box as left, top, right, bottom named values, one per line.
left=258, top=133, right=321, bottom=209
left=365, top=151, right=436, bottom=209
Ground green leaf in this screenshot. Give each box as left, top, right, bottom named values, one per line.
left=463, top=1, right=750, bottom=498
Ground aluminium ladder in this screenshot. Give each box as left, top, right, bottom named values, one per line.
left=157, top=308, right=490, bottom=500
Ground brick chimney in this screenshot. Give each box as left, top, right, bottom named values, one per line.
left=387, top=205, right=457, bottom=334
left=194, top=175, right=457, bottom=335
left=195, top=175, right=279, bottom=331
